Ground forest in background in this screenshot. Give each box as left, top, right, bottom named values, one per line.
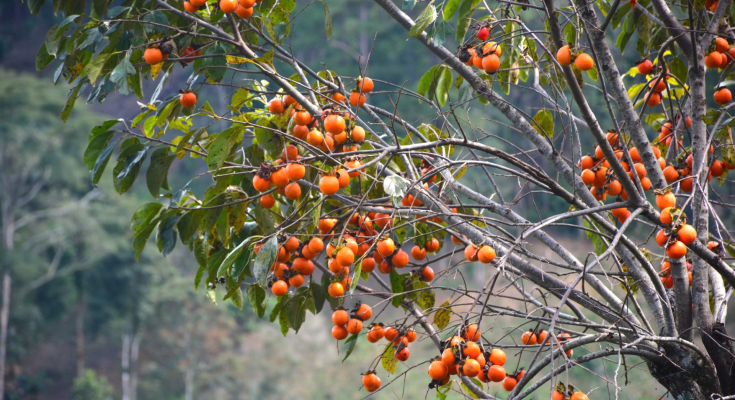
left=1, top=0, right=734, bottom=399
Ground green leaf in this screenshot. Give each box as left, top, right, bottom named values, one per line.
left=207, top=126, right=245, bottom=171
left=443, top=0, right=462, bottom=20
left=587, top=66, right=598, bottom=81
left=409, top=2, right=437, bottom=37
left=133, top=217, right=159, bottom=261
left=381, top=343, right=398, bottom=374
left=36, top=43, right=55, bottom=73
left=455, top=0, right=479, bottom=41
left=84, top=131, right=115, bottom=170
left=320, top=0, right=332, bottom=39
left=287, top=292, right=308, bottom=332
left=433, top=299, right=451, bottom=329
left=247, top=284, right=267, bottom=318
left=342, top=334, right=359, bottom=362
left=384, top=175, right=408, bottom=207
left=404, top=0, right=417, bottom=9
left=563, top=23, right=576, bottom=45
left=279, top=305, right=290, bottom=336
left=177, top=209, right=205, bottom=245
left=194, top=265, right=206, bottom=291
left=28, top=0, right=46, bottom=15
left=146, top=147, right=176, bottom=197
left=417, top=66, right=439, bottom=99
left=156, top=214, right=180, bottom=256
left=217, top=237, right=258, bottom=277
left=91, top=134, right=117, bottom=185
left=110, top=52, right=135, bottom=96
left=311, top=282, right=326, bottom=314
left=131, top=202, right=164, bottom=234
left=461, top=378, right=483, bottom=399
left=532, top=109, right=554, bottom=137
left=349, top=260, right=362, bottom=294
left=666, top=57, right=686, bottom=84
left=435, top=67, right=453, bottom=106
left=253, top=236, right=278, bottom=288
left=112, top=141, right=146, bottom=194
left=270, top=295, right=287, bottom=322
left=60, top=79, right=85, bottom=122
left=389, top=269, right=406, bottom=307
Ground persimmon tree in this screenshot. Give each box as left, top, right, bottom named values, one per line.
left=25, top=0, right=735, bottom=398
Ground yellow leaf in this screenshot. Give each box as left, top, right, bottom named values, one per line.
left=433, top=300, right=452, bottom=330
left=151, top=62, right=163, bottom=80
left=226, top=55, right=250, bottom=65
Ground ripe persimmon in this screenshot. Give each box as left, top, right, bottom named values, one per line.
left=377, top=238, right=395, bottom=256
left=489, top=348, right=506, bottom=366
left=715, top=87, right=732, bottom=105
left=271, top=280, right=288, bottom=296
left=425, top=238, right=440, bottom=252
left=420, top=266, right=434, bottom=281
left=463, top=358, right=481, bottom=377
left=268, top=98, right=285, bottom=114
left=487, top=364, right=506, bottom=382
left=384, top=326, right=399, bottom=341
left=308, top=237, right=324, bottom=254
left=395, top=346, right=410, bottom=361
left=260, top=193, right=275, bottom=208
left=324, top=114, right=346, bottom=134
left=328, top=282, right=344, bottom=297
left=319, top=175, right=340, bottom=195
left=288, top=273, right=304, bottom=288
left=678, top=224, right=697, bottom=245
left=356, top=303, right=372, bottom=320
left=581, top=169, right=595, bottom=185
left=332, top=325, right=348, bottom=340
left=270, top=168, right=288, bottom=188
left=411, top=245, right=427, bottom=260
left=180, top=91, right=197, bottom=108
left=482, top=54, right=501, bottom=73
left=503, top=376, right=517, bottom=391
left=656, top=229, right=670, bottom=247
left=294, top=111, right=312, bottom=126
left=647, top=92, right=661, bottom=107
left=429, top=360, right=449, bottom=380
left=351, top=126, right=366, bottom=142
left=184, top=1, right=199, bottom=12
left=663, top=165, right=679, bottom=183
left=293, top=258, right=313, bottom=275
left=463, top=341, right=481, bottom=358
left=368, top=325, right=385, bottom=342
left=356, top=77, right=374, bottom=93
left=637, top=59, right=653, bottom=75
left=361, top=257, right=376, bottom=273
left=570, top=392, right=589, bottom=400
left=219, top=0, right=238, bottom=13
left=336, top=247, right=355, bottom=266
left=574, top=53, right=594, bottom=71
left=347, top=318, right=363, bottom=334
left=478, top=245, right=496, bottom=263
left=666, top=241, right=687, bottom=259
left=464, top=245, right=479, bottom=262
left=556, top=45, right=573, bottom=66
left=350, top=92, right=366, bottom=107
left=705, top=51, right=723, bottom=68
left=656, top=192, right=676, bottom=209
left=144, top=47, right=164, bottom=65
left=284, top=182, right=301, bottom=200
left=392, top=249, right=409, bottom=268
left=335, top=168, right=350, bottom=188
left=522, top=330, right=538, bottom=345
left=464, top=323, right=481, bottom=341
left=362, top=372, right=381, bottom=392
left=234, top=5, right=253, bottom=18
left=285, top=163, right=305, bottom=181
left=660, top=207, right=673, bottom=225
left=253, top=175, right=271, bottom=192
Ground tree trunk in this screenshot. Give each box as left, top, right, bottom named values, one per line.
left=130, top=332, right=141, bottom=400
left=75, top=273, right=85, bottom=377
left=121, top=329, right=131, bottom=400
left=0, top=273, right=11, bottom=400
